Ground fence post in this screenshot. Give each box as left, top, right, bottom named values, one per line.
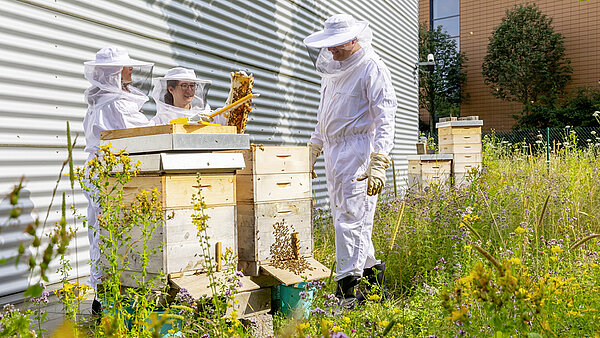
left=546, top=127, right=550, bottom=171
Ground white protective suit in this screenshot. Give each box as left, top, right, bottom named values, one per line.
left=150, top=67, right=226, bottom=125
left=83, top=47, right=154, bottom=289
left=306, top=17, right=397, bottom=281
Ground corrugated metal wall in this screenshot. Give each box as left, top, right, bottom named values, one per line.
left=0, top=0, right=418, bottom=302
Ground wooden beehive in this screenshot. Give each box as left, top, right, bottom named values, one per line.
left=99, top=125, right=247, bottom=289
left=223, top=145, right=323, bottom=279
left=407, top=154, right=453, bottom=191
left=437, top=117, right=483, bottom=186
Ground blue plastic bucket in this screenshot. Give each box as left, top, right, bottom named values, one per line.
left=273, top=282, right=314, bottom=319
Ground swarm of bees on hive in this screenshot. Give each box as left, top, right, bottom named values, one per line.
left=269, top=220, right=312, bottom=275
left=226, top=71, right=254, bottom=134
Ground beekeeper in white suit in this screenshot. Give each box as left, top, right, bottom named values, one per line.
left=83, top=46, right=154, bottom=313
left=150, top=67, right=226, bottom=125
left=304, top=14, right=397, bottom=309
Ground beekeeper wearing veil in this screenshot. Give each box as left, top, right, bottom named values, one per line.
left=151, top=67, right=226, bottom=125
left=82, top=46, right=154, bottom=314
left=304, top=14, right=397, bottom=309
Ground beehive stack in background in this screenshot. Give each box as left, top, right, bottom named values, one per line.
left=406, top=154, right=453, bottom=190
left=437, top=116, right=483, bottom=186
left=226, top=71, right=254, bottom=134
left=99, top=124, right=247, bottom=289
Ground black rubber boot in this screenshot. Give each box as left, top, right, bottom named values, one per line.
left=92, top=298, right=102, bottom=325
left=335, top=275, right=361, bottom=311
left=92, top=298, right=102, bottom=315
left=356, top=262, right=390, bottom=303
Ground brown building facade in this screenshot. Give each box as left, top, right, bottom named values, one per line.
left=419, top=0, right=600, bottom=131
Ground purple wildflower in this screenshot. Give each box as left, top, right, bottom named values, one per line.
left=30, top=290, right=49, bottom=306
left=311, top=307, right=325, bottom=315
left=175, top=288, right=194, bottom=306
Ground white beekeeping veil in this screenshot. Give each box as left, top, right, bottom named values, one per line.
left=151, top=67, right=212, bottom=125
left=304, top=14, right=374, bottom=79
left=83, top=46, right=153, bottom=111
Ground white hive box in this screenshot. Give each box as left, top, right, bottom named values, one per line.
left=99, top=124, right=245, bottom=288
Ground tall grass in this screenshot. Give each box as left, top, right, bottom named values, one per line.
left=303, top=133, right=600, bottom=337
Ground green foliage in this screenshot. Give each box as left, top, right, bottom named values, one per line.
left=418, top=24, right=468, bottom=127
left=168, top=174, right=247, bottom=336
left=301, top=130, right=600, bottom=336
left=516, top=87, right=600, bottom=128
left=0, top=305, right=35, bottom=337
left=75, top=144, right=168, bottom=335
left=482, top=3, right=572, bottom=119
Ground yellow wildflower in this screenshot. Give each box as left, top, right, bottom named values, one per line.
left=296, top=322, right=310, bottom=332
left=551, top=246, right=563, bottom=254
left=515, top=288, right=528, bottom=298
left=550, top=256, right=558, bottom=262
left=378, top=320, right=389, bottom=327
left=368, top=294, right=381, bottom=302
left=342, top=316, right=351, bottom=324
left=332, top=326, right=343, bottom=332
left=397, top=323, right=404, bottom=329
left=515, top=226, right=526, bottom=235
left=509, top=257, right=521, bottom=265
left=464, top=244, right=472, bottom=251
left=450, top=306, right=468, bottom=321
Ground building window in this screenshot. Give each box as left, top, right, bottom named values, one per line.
left=430, top=0, right=460, bottom=49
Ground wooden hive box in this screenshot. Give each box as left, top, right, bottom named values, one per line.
left=407, top=154, right=453, bottom=190
left=436, top=118, right=483, bottom=187
left=222, top=145, right=325, bottom=279
left=99, top=125, right=244, bottom=289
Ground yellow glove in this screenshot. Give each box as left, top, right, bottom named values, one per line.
left=357, top=153, right=390, bottom=196
left=308, top=142, right=323, bottom=179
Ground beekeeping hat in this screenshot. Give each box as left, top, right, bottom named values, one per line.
left=84, top=46, right=153, bottom=109
left=151, top=67, right=212, bottom=124
left=303, top=14, right=374, bottom=79
left=304, top=14, right=369, bottom=48
left=156, top=67, right=212, bottom=83
left=84, top=46, right=153, bottom=67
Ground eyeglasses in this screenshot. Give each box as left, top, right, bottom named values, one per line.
left=177, top=83, right=197, bottom=90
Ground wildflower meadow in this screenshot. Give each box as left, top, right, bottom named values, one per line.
left=2, top=126, right=600, bottom=337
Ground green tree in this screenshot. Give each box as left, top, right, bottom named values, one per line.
left=516, top=87, right=600, bottom=128
left=482, top=3, right=572, bottom=125
left=419, top=24, right=468, bottom=135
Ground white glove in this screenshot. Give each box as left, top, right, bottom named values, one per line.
left=308, top=142, right=322, bottom=179
left=188, top=113, right=213, bottom=123
left=357, top=153, right=390, bottom=196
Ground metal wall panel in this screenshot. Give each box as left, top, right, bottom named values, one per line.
left=0, top=0, right=417, bottom=302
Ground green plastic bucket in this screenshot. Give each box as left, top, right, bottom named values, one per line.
left=272, top=282, right=314, bottom=319
left=99, top=299, right=182, bottom=337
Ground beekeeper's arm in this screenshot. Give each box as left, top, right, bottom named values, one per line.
left=308, top=85, right=325, bottom=179
left=357, top=62, right=397, bottom=195
left=113, top=100, right=154, bottom=128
